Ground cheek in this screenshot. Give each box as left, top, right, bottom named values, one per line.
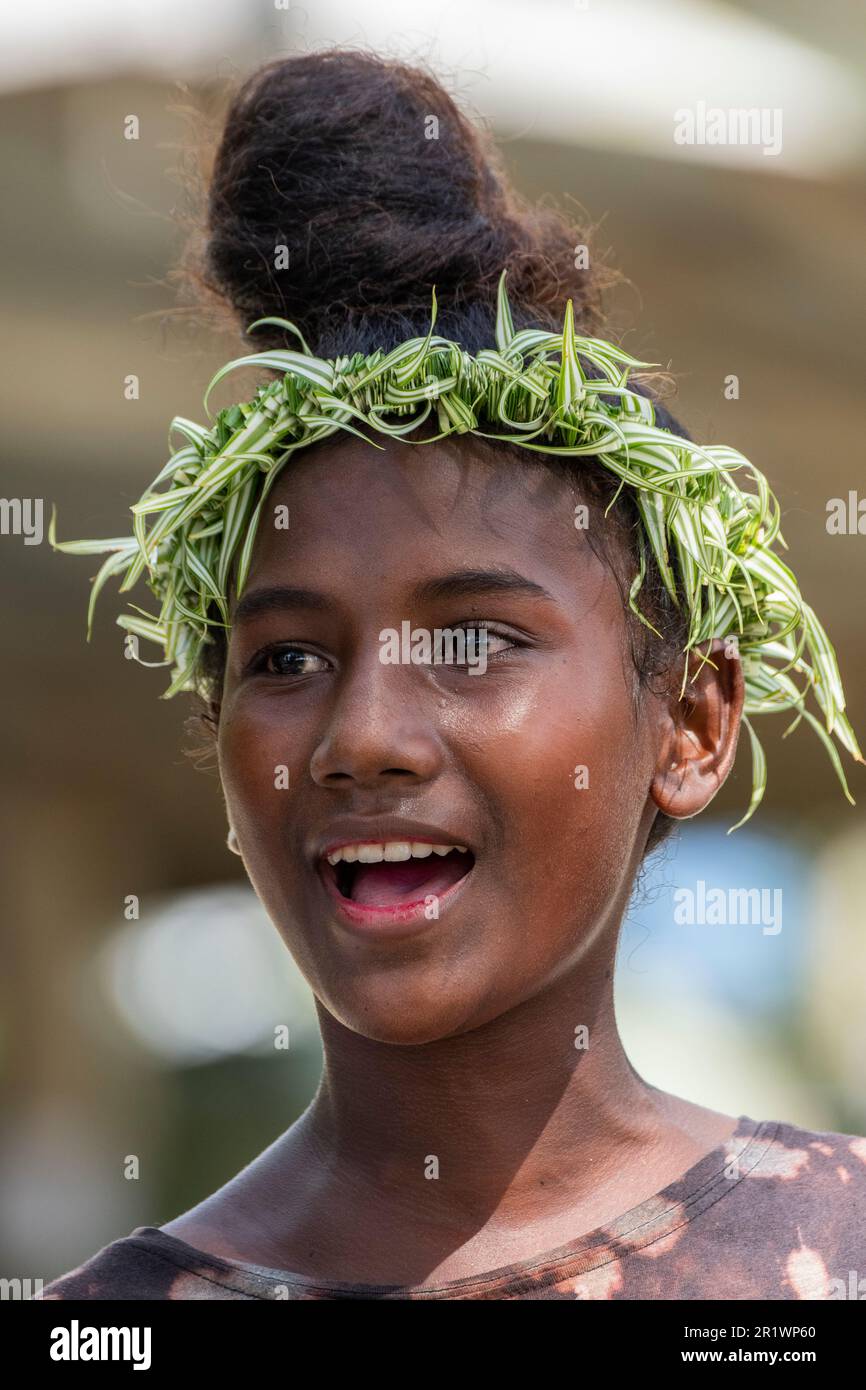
left=467, top=649, right=651, bottom=925
left=217, top=699, right=297, bottom=839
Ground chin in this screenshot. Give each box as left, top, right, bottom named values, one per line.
left=321, top=981, right=500, bottom=1047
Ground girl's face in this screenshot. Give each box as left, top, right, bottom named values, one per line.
left=217, top=436, right=719, bottom=1043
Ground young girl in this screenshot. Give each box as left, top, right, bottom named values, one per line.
left=42, top=50, right=866, bottom=1301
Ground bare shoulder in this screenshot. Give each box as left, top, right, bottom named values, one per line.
left=158, top=1203, right=244, bottom=1262
left=645, top=1085, right=742, bottom=1152
left=159, top=1120, right=318, bottom=1265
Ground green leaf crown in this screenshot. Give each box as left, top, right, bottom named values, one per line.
left=50, top=270, right=862, bottom=829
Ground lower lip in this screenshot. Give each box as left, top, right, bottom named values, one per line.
left=316, top=858, right=475, bottom=939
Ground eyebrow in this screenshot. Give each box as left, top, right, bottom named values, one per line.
left=232, top=568, right=556, bottom=624
left=232, top=585, right=333, bottom=624
left=411, top=568, right=555, bottom=605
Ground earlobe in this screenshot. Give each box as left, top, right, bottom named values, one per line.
left=650, top=638, right=745, bottom=819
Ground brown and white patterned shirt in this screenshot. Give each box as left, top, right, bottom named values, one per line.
left=38, top=1115, right=866, bottom=1300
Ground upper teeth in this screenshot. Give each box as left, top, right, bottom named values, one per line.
left=325, top=841, right=468, bottom=866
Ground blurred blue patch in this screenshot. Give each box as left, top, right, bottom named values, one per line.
left=618, top=819, right=811, bottom=1017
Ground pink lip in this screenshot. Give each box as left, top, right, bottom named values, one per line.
left=316, top=857, right=475, bottom=938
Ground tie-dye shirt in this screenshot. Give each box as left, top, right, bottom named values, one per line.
left=38, top=1114, right=866, bottom=1300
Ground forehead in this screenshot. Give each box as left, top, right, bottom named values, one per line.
left=246, top=432, right=597, bottom=586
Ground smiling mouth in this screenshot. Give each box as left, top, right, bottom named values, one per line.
left=320, top=844, right=475, bottom=909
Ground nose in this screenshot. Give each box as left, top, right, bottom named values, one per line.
left=309, top=649, right=445, bottom=789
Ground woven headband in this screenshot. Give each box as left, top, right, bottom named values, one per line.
left=50, top=270, right=861, bottom=829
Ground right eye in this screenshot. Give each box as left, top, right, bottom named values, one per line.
left=253, top=645, right=331, bottom=677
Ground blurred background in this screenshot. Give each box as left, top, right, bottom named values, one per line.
left=2, top=0, right=866, bottom=1285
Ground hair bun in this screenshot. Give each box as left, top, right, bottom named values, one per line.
left=201, top=50, right=606, bottom=356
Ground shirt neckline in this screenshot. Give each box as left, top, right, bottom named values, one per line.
left=131, top=1114, right=777, bottom=1298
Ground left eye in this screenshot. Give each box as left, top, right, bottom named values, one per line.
left=259, top=646, right=330, bottom=676
left=432, top=626, right=516, bottom=663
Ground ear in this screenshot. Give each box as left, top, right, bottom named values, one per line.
left=650, top=637, right=745, bottom=819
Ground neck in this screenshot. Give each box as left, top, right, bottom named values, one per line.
left=206, top=924, right=734, bottom=1283
left=301, top=936, right=669, bottom=1231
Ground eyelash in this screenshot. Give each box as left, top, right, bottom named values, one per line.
left=248, top=622, right=524, bottom=677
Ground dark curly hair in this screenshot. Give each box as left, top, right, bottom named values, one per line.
left=169, top=48, right=692, bottom=855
